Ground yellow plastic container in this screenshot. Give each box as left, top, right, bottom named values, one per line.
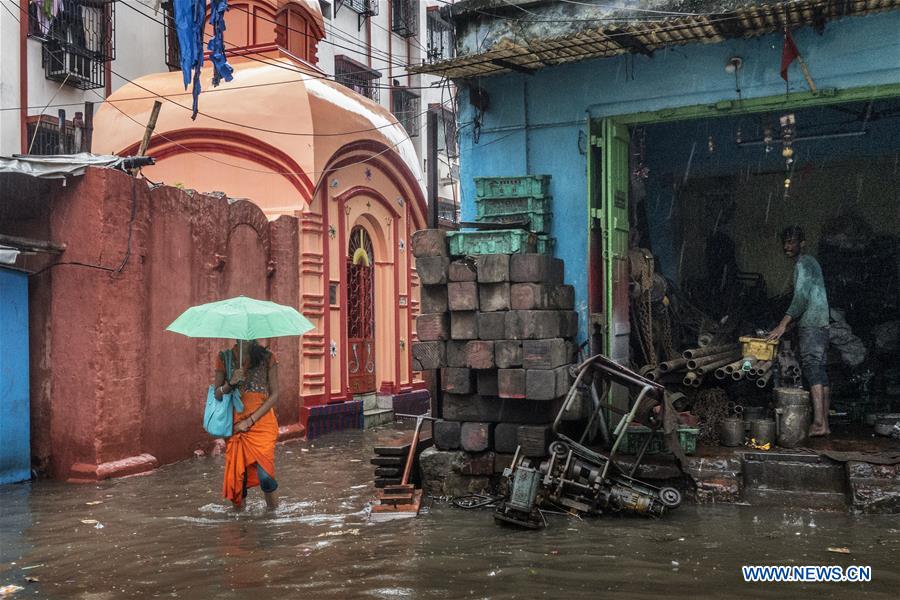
left=739, top=336, right=779, bottom=361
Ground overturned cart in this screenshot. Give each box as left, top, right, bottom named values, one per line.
left=495, top=354, right=683, bottom=528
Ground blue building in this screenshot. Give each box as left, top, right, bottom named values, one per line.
left=414, top=1, right=900, bottom=386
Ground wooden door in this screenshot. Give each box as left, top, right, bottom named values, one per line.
left=347, top=226, right=376, bottom=394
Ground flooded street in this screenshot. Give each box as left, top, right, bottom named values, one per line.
left=2, top=429, right=898, bottom=599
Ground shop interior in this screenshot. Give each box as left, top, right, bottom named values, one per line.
left=625, top=96, right=900, bottom=449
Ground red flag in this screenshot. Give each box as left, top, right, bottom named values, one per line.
left=781, top=31, right=800, bottom=81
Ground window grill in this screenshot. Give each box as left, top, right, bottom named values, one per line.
left=392, top=87, right=420, bottom=138
left=437, top=198, right=460, bottom=227
left=339, top=0, right=378, bottom=16
left=162, top=1, right=181, bottom=72
left=335, top=55, right=381, bottom=102
left=426, top=8, right=454, bottom=62
left=391, top=0, right=418, bottom=38
left=432, top=105, right=458, bottom=158
left=30, top=0, right=116, bottom=91
left=25, top=117, right=77, bottom=155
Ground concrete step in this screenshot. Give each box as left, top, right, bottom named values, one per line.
left=358, top=392, right=378, bottom=411
left=742, top=451, right=849, bottom=509
left=742, top=488, right=849, bottom=510
left=363, top=408, right=394, bottom=429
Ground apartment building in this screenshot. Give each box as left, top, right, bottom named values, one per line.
left=0, top=0, right=458, bottom=222
left=316, top=1, right=459, bottom=224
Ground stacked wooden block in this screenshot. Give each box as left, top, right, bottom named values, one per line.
left=411, top=229, right=578, bottom=458
left=370, top=431, right=434, bottom=489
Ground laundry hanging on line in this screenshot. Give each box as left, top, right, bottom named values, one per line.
left=174, top=0, right=234, bottom=119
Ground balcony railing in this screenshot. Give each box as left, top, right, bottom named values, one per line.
left=391, top=0, right=418, bottom=39
left=25, top=116, right=77, bottom=155
left=162, top=1, right=181, bottom=72
left=335, top=55, right=381, bottom=103
left=426, top=8, right=454, bottom=63
left=29, top=0, right=116, bottom=90
left=340, top=0, right=378, bottom=16
left=392, top=87, right=420, bottom=138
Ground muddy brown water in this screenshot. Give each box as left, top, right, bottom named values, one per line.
left=1, top=429, right=898, bottom=599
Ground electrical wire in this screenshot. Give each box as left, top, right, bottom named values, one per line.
left=2, top=0, right=458, bottom=180
left=117, top=0, right=433, bottom=89
left=3, top=0, right=456, bottom=140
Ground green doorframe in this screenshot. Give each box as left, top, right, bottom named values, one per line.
left=587, top=81, right=900, bottom=354
left=609, top=82, right=900, bottom=126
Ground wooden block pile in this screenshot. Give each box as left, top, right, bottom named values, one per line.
left=412, top=229, right=578, bottom=458
left=370, top=430, right=434, bottom=488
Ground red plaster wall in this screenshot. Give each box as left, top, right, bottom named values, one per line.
left=268, top=216, right=301, bottom=428
left=1, top=168, right=302, bottom=479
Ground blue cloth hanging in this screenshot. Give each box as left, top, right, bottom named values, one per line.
left=173, top=0, right=233, bottom=120
left=208, top=0, right=234, bottom=88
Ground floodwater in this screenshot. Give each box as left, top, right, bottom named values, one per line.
left=1, top=429, right=898, bottom=599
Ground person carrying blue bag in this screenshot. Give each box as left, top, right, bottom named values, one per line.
left=213, top=339, right=281, bottom=511
left=204, top=348, right=244, bottom=437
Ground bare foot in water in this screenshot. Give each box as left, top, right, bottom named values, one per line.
left=233, top=501, right=245, bottom=512
left=264, top=491, right=279, bottom=511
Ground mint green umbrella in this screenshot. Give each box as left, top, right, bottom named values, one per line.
left=166, top=296, right=314, bottom=361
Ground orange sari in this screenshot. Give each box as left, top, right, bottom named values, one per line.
left=215, top=348, right=278, bottom=506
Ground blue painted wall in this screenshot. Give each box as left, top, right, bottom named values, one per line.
left=457, top=12, right=900, bottom=339
left=0, top=268, right=30, bottom=485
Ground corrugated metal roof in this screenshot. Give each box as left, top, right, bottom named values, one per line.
left=410, top=0, right=900, bottom=78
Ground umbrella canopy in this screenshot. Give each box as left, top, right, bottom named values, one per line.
left=166, top=296, right=314, bottom=340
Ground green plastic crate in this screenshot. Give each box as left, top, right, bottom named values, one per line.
left=447, top=230, right=537, bottom=256
left=475, top=175, right=551, bottom=200
left=479, top=211, right=552, bottom=235
left=475, top=196, right=552, bottom=219
left=619, top=425, right=699, bottom=455
left=536, top=234, right=556, bottom=255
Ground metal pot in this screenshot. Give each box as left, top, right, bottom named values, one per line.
left=720, top=417, right=744, bottom=447
left=749, top=419, right=777, bottom=446
left=742, top=406, right=766, bottom=432
left=774, top=387, right=811, bottom=448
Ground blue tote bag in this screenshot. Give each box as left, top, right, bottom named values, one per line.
left=204, top=349, right=244, bottom=437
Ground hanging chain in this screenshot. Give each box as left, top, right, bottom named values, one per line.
left=661, top=303, right=677, bottom=361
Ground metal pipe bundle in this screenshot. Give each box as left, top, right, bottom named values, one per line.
left=756, top=369, right=775, bottom=388
left=682, top=343, right=741, bottom=360
left=658, top=357, right=688, bottom=373
left=695, top=352, right=742, bottom=375
left=687, top=350, right=742, bottom=371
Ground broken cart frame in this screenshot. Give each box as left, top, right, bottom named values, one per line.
left=495, top=354, right=683, bottom=528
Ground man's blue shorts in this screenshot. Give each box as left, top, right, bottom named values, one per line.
left=798, top=326, right=829, bottom=387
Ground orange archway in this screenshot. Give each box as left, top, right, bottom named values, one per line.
left=119, top=128, right=315, bottom=211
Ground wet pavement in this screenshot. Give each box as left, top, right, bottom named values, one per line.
left=1, top=428, right=899, bottom=599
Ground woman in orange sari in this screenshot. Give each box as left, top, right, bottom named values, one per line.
left=213, top=339, right=279, bottom=510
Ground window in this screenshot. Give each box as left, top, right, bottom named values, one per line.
left=31, top=0, right=116, bottom=91
left=437, top=198, right=459, bottom=227
left=25, top=116, right=77, bottom=155
left=335, top=55, right=381, bottom=102
left=431, top=105, right=457, bottom=158
left=339, top=0, right=378, bottom=16
left=426, top=8, right=454, bottom=62
left=392, top=87, right=420, bottom=138
left=391, top=0, right=418, bottom=38
left=276, top=7, right=317, bottom=62
left=162, top=2, right=180, bottom=72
